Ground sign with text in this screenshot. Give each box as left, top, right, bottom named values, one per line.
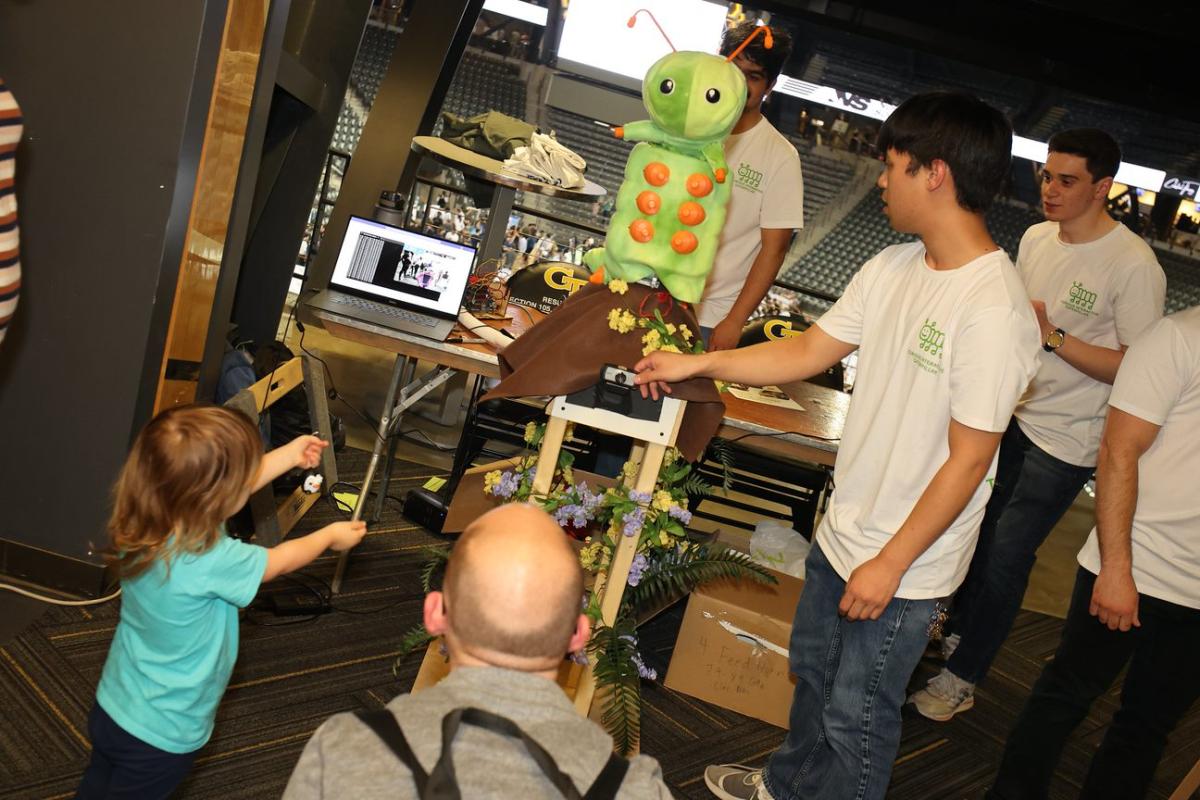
left=1161, top=175, right=1200, bottom=199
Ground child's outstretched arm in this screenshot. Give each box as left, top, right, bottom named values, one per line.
left=253, top=435, right=328, bottom=492
left=263, top=520, right=366, bottom=581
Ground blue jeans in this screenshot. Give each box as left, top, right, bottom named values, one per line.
left=988, top=568, right=1200, bottom=800
left=946, top=419, right=1094, bottom=684
left=763, top=543, right=936, bottom=800
left=75, top=703, right=197, bottom=799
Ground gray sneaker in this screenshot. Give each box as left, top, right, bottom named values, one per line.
left=704, top=764, right=773, bottom=800
left=908, top=667, right=975, bottom=721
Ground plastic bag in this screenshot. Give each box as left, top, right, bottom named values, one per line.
left=749, top=518, right=810, bottom=579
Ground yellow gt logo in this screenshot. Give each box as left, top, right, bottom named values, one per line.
left=764, top=319, right=802, bottom=340
left=543, top=264, right=589, bottom=294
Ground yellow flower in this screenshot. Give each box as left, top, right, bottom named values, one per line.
left=659, top=531, right=671, bottom=546
left=665, top=323, right=677, bottom=335
left=620, top=460, right=639, bottom=481
left=523, top=422, right=538, bottom=443
left=679, top=325, right=693, bottom=342
left=483, top=470, right=502, bottom=493
left=659, top=343, right=681, bottom=353
left=607, top=308, right=636, bottom=334
left=642, top=329, right=662, bottom=346
left=608, top=279, right=629, bottom=295
left=653, top=490, right=673, bottom=511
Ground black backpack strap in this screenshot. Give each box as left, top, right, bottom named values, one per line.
left=583, top=752, right=630, bottom=800
left=355, top=708, right=429, bottom=796
left=430, top=707, right=586, bottom=799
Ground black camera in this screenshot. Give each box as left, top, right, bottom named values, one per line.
left=565, top=365, right=663, bottom=421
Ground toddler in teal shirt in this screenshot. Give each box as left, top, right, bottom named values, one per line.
left=76, top=405, right=367, bottom=799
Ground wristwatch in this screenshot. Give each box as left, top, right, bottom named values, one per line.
left=1043, top=327, right=1066, bottom=352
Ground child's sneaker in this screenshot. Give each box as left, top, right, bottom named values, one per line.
left=908, top=667, right=975, bottom=721
left=704, top=764, right=773, bottom=799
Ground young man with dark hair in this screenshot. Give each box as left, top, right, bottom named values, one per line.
left=635, top=92, right=1040, bottom=800
left=909, top=128, right=1166, bottom=722
left=989, top=306, right=1200, bottom=800
left=698, top=21, right=805, bottom=351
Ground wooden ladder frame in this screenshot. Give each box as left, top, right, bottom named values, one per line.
left=223, top=354, right=338, bottom=546
left=530, top=392, right=687, bottom=732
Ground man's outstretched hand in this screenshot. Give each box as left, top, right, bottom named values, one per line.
left=634, top=351, right=705, bottom=401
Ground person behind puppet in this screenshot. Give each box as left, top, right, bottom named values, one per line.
left=75, top=405, right=367, bottom=800
left=283, top=503, right=673, bottom=799
left=697, top=21, right=805, bottom=351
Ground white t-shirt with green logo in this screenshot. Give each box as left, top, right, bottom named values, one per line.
left=1014, top=221, right=1165, bottom=467
left=1077, top=307, right=1200, bottom=609
left=696, top=117, right=805, bottom=328
left=814, top=243, right=1040, bottom=599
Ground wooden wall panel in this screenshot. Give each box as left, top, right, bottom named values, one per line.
left=155, top=0, right=270, bottom=412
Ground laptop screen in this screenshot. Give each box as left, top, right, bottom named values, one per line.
left=329, top=216, right=476, bottom=317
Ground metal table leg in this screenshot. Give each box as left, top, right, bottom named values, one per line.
left=333, top=354, right=406, bottom=593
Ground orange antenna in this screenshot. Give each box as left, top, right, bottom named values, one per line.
left=725, top=24, right=773, bottom=62
left=627, top=9, right=676, bottom=53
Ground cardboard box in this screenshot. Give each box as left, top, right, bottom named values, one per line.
left=664, top=570, right=804, bottom=728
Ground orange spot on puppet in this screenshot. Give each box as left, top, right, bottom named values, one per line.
left=643, top=162, right=670, bottom=186
left=714, top=167, right=727, bottom=184
left=636, top=190, right=662, bottom=215
left=671, top=231, right=698, bottom=254
left=686, top=173, right=713, bottom=197
left=629, top=219, right=655, bottom=243
left=588, top=265, right=606, bottom=284
left=613, top=126, right=624, bottom=139
left=678, top=201, right=705, bottom=226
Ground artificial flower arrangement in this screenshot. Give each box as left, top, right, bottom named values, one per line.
left=399, top=279, right=772, bottom=754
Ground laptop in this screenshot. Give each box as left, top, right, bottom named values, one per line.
left=305, top=215, right=476, bottom=341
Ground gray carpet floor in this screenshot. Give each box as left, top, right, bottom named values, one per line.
left=0, top=448, right=1196, bottom=799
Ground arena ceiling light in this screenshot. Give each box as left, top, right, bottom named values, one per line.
left=482, top=0, right=548, bottom=26
left=774, top=76, right=1165, bottom=192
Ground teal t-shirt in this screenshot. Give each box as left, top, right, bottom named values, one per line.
left=96, top=532, right=267, bottom=753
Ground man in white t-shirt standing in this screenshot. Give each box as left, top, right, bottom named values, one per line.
left=910, top=129, right=1166, bottom=721
left=634, top=92, right=1040, bottom=800
left=698, top=21, right=805, bottom=351
left=988, top=307, right=1200, bottom=800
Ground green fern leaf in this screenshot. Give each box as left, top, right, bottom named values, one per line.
left=589, top=617, right=642, bottom=756
left=625, top=546, right=777, bottom=611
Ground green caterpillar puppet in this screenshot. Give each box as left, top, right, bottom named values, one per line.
left=584, top=13, right=773, bottom=304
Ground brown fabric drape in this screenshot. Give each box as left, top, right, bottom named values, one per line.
left=482, top=283, right=725, bottom=461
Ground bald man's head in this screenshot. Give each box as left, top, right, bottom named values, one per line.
left=441, top=503, right=584, bottom=663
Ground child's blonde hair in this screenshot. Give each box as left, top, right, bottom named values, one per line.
left=109, top=404, right=263, bottom=578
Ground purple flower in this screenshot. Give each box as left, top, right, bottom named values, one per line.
left=621, top=506, right=646, bottom=537
left=627, top=553, right=648, bottom=587
left=628, top=489, right=652, bottom=504
left=620, top=634, right=657, bottom=681
left=569, top=649, right=589, bottom=666
left=491, top=470, right=520, bottom=498
left=668, top=505, right=693, bottom=525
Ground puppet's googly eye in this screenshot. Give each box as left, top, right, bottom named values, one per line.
left=705, top=88, right=721, bottom=103
left=659, top=79, right=675, bottom=95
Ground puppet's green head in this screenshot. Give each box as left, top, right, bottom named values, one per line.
left=642, top=52, right=746, bottom=142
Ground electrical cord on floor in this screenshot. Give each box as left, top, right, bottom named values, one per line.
left=0, top=583, right=122, bottom=606
left=396, top=427, right=458, bottom=452
left=286, top=563, right=409, bottom=616
left=721, top=429, right=841, bottom=444
left=245, top=571, right=327, bottom=627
